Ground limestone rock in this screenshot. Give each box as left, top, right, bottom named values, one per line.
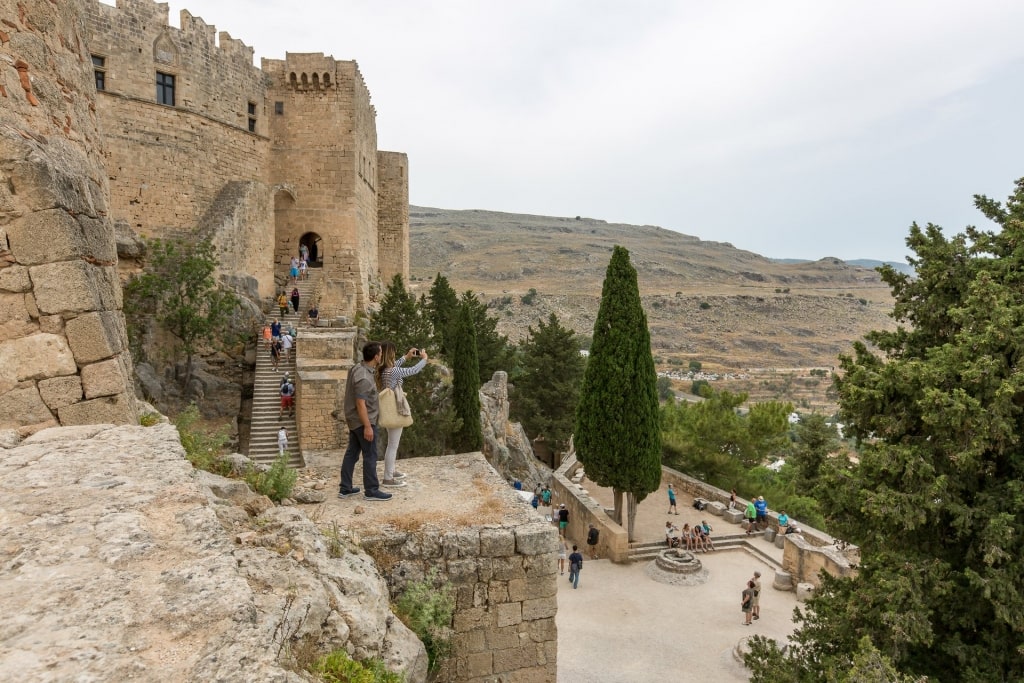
left=37, top=374, right=84, bottom=409
left=81, top=357, right=127, bottom=399
left=0, top=423, right=428, bottom=682
left=0, top=383, right=55, bottom=431
left=0, top=332, right=77, bottom=389
left=133, top=362, right=164, bottom=404
left=0, top=265, right=30, bottom=293
left=64, top=310, right=126, bottom=364
left=479, top=371, right=549, bottom=486
left=56, top=392, right=136, bottom=426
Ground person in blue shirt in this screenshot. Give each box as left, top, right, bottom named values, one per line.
left=667, top=483, right=678, bottom=515
left=754, top=496, right=769, bottom=531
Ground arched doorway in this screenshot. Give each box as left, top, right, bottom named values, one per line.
left=300, top=232, right=323, bottom=268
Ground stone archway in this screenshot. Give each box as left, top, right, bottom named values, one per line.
left=300, top=232, right=323, bottom=268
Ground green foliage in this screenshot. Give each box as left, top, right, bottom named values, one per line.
left=368, top=274, right=432, bottom=352
left=690, top=379, right=710, bottom=396
left=656, top=375, right=674, bottom=402
left=788, top=413, right=841, bottom=490
left=698, top=301, right=711, bottom=310
left=520, top=287, right=538, bottom=305
left=748, top=178, right=1024, bottom=682
left=139, top=412, right=161, bottom=427
left=459, top=291, right=513, bottom=381
left=425, top=274, right=458, bottom=357
left=244, top=453, right=298, bottom=502
left=393, top=570, right=455, bottom=672
left=311, top=650, right=403, bottom=683
left=688, top=360, right=702, bottom=372
left=574, top=246, right=662, bottom=501
left=173, top=404, right=232, bottom=475
left=451, top=300, right=483, bottom=451
left=124, top=238, right=238, bottom=387
left=511, top=313, right=585, bottom=453
left=387, top=363, right=461, bottom=457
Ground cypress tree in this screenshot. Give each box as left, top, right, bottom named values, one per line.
left=451, top=300, right=483, bottom=452
left=574, top=245, right=661, bottom=538
left=459, top=290, right=512, bottom=382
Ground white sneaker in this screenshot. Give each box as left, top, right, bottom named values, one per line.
left=382, top=478, right=407, bottom=488
left=393, top=471, right=408, bottom=479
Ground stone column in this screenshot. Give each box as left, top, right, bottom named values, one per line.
left=0, top=0, right=137, bottom=433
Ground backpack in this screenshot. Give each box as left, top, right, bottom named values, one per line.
left=281, top=382, right=294, bottom=397
left=587, top=527, right=599, bottom=544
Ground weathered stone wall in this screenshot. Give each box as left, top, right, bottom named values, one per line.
left=199, top=180, right=275, bottom=298
left=296, top=368, right=345, bottom=450
left=0, top=0, right=138, bottom=433
left=85, top=1, right=271, bottom=241
left=360, top=456, right=560, bottom=682
left=377, top=151, right=409, bottom=283
left=551, top=453, right=631, bottom=562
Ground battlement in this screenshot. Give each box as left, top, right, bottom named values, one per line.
left=91, top=0, right=256, bottom=70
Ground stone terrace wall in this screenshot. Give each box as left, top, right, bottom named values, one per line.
left=377, top=151, right=409, bottom=284
left=356, top=454, right=560, bottom=683
left=85, top=0, right=271, bottom=241
left=551, top=453, right=630, bottom=562
left=0, top=0, right=138, bottom=432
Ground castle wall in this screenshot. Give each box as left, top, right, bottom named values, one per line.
left=0, top=0, right=138, bottom=432
left=377, top=151, right=409, bottom=284
left=84, top=0, right=272, bottom=253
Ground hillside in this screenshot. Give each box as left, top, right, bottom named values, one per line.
left=408, top=206, right=900, bottom=412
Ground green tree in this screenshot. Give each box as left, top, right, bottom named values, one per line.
left=387, top=363, right=461, bottom=458
left=425, top=274, right=458, bottom=356
left=656, top=375, right=675, bottom=402
left=747, top=179, right=1024, bottom=682
left=788, top=413, right=841, bottom=490
left=124, top=237, right=238, bottom=389
left=368, top=274, right=432, bottom=351
left=450, top=300, right=482, bottom=452
left=511, top=313, right=585, bottom=453
left=459, top=290, right=512, bottom=382
left=574, top=246, right=661, bottom=540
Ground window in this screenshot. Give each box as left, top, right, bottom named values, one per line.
left=274, top=101, right=284, bottom=115
left=92, top=55, right=105, bottom=91
left=156, top=72, right=175, bottom=106
left=247, top=101, right=256, bottom=132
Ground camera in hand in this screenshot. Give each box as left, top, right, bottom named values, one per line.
left=411, top=348, right=418, bottom=355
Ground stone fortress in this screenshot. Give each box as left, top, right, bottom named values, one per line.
left=1, top=0, right=409, bottom=436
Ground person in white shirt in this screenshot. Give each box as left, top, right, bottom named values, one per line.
left=281, top=332, right=293, bottom=361
left=277, top=427, right=288, bottom=457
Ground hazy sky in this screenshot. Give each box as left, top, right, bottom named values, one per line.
left=143, top=1, right=1024, bottom=262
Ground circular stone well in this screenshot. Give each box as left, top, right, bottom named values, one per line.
left=645, top=548, right=710, bottom=586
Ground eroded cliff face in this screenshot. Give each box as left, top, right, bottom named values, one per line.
left=0, top=423, right=428, bottom=682
left=0, top=0, right=137, bottom=432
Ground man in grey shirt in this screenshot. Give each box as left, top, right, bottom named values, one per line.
left=338, top=341, right=392, bottom=501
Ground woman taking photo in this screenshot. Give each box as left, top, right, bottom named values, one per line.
left=378, top=342, right=427, bottom=487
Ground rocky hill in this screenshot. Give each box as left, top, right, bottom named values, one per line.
left=408, top=206, right=900, bottom=411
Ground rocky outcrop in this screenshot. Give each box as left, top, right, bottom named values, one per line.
left=0, top=0, right=137, bottom=433
left=480, top=371, right=549, bottom=487
left=0, top=423, right=428, bottom=682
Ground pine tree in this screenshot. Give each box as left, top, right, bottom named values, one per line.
left=746, top=178, right=1024, bottom=682
left=459, top=290, right=512, bottom=382
left=368, top=274, right=432, bottom=351
left=511, top=313, right=585, bottom=454
left=451, top=300, right=482, bottom=452
left=574, top=246, right=661, bottom=540
left=425, top=274, right=458, bottom=357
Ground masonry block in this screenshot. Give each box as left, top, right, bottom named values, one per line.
left=496, top=602, right=522, bottom=628
left=64, top=311, right=125, bottom=364
left=37, top=375, right=83, bottom=410
left=480, top=527, right=516, bottom=557
left=81, top=357, right=127, bottom=399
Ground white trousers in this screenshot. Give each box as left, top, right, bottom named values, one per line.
left=383, top=426, right=403, bottom=479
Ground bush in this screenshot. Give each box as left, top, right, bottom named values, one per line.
left=312, top=650, right=403, bottom=683
left=139, top=412, right=161, bottom=427
left=520, top=287, right=538, bottom=305
left=173, top=404, right=232, bottom=476
left=691, top=379, right=710, bottom=396
left=688, top=360, right=702, bottom=372
left=394, top=570, right=455, bottom=672
left=699, top=301, right=711, bottom=310
left=244, top=453, right=297, bottom=502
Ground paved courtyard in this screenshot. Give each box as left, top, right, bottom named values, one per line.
left=549, top=478, right=799, bottom=682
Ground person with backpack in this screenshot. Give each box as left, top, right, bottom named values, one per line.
left=586, top=524, right=600, bottom=559
left=568, top=545, right=584, bottom=589
left=279, top=378, right=295, bottom=417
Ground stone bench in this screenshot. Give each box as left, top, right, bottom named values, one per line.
left=774, top=533, right=786, bottom=549
left=763, top=529, right=777, bottom=543
left=708, top=501, right=726, bottom=517
left=796, top=582, right=815, bottom=601
left=773, top=570, right=794, bottom=591
left=724, top=509, right=744, bottom=524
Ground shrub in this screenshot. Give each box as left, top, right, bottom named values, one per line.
left=699, top=301, right=711, bottom=310
left=858, top=298, right=868, bottom=305
left=173, top=404, right=232, bottom=475
left=688, top=360, right=702, bottom=372
left=520, top=287, right=538, bottom=305
left=244, top=453, right=297, bottom=502
left=139, top=412, right=161, bottom=427
left=312, top=650, right=403, bottom=683
left=394, top=569, right=455, bottom=672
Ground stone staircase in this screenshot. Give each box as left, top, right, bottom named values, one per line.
left=627, top=530, right=783, bottom=570
left=246, top=269, right=322, bottom=468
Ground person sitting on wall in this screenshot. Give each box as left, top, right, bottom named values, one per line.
left=778, top=510, right=800, bottom=535
left=666, top=521, right=680, bottom=548
left=307, top=304, right=319, bottom=326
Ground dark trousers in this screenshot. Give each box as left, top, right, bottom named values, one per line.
left=340, top=426, right=380, bottom=493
